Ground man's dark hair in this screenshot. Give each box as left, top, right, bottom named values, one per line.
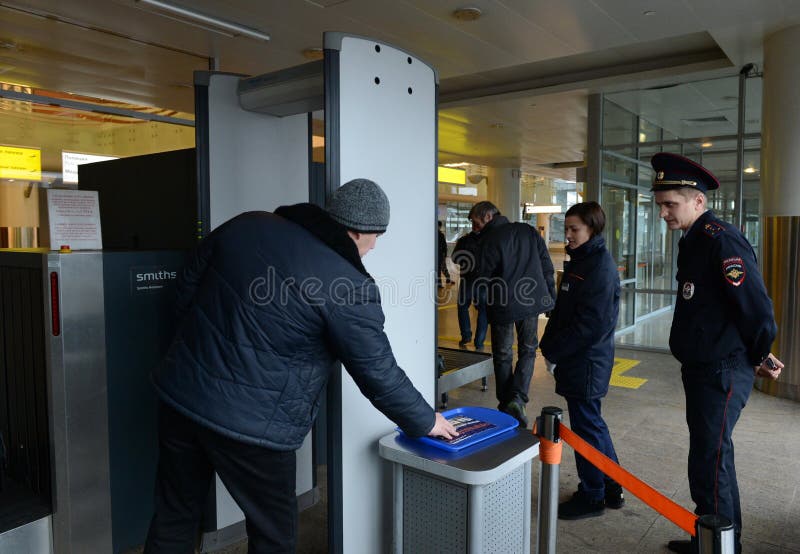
left=438, top=221, right=443, bottom=228
left=469, top=201, right=500, bottom=220
left=565, top=201, right=606, bottom=236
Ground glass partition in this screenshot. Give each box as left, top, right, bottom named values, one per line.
left=601, top=73, right=762, bottom=349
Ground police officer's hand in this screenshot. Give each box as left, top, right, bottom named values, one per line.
left=428, top=412, right=459, bottom=440
left=755, top=353, right=783, bottom=380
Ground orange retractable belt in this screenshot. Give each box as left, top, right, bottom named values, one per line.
left=538, top=435, right=563, bottom=465
left=547, top=424, right=698, bottom=536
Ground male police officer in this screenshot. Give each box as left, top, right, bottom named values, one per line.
left=651, top=153, right=783, bottom=554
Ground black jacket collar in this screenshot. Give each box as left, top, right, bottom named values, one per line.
left=566, top=234, right=606, bottom=261
left=484, top=214, right=510, bottom=233
left=275, top=203, right=370, bottom=277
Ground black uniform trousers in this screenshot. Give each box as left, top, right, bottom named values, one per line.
left=681, top=358, right=754, bottom=547
left=144, top=403, right=297, bottom=554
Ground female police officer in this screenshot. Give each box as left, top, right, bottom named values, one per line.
left=540, top=201, right=624, bottom=520
left=651, top=153, right=783, bottom=554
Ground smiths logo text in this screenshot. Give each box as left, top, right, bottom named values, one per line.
left=132, top=267, right=178, bottom=294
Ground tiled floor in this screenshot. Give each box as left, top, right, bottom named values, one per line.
left=209, top=287, right=800, bottom=553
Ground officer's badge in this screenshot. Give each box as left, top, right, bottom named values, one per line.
left=682, top=281, right=695, bottom=300
left=722, top=257, right=746, bottom=286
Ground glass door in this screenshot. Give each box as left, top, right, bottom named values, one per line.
left=602, top=185, right=636, bottom=331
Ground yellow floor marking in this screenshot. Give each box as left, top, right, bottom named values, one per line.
left=610, top=357, right=647, bottom=389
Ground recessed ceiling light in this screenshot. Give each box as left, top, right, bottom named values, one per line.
left=643, top=10, right=656, bottom=16
left=302, top=47, right=323, bottom=61
left=701, top=141, right=713, bottom=148
left=744, top=166, right=758, bottom=174
left=452, top=7, right=482, bottom=21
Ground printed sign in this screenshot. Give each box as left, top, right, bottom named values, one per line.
left=0, top=145, right=41, bottom=180
left=46, top=189, right=103, bottom=250
left=62, top=151, right=118, bottom=184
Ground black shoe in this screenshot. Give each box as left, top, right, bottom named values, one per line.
left=458, top=338, right=470, bottom=348
left=604, top=481, right=625, bottom=509
left=558, top=490, right=605, bottom=520
left=504, top=400, right=529, bottom=428
left=666, top=539, right=695, bottom=554
left=474, top=345, right=484, bottom=352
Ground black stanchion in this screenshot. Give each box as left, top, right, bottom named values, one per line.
left=535, top=406, right=563, bottom=554
left=696, top=514, right=735, bottom=554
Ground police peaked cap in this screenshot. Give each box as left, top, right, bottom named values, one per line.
left=650, top=152, right=720, bottom=193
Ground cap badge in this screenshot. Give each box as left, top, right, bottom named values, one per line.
left=657, top=171, right=664, bottom=180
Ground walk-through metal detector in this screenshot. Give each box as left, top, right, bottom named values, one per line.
left=0, top=31, right=436, bottom=554
left=198, top=32, right=438, bottom=553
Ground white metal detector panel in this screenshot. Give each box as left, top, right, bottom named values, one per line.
left=0, top=516, right=53, bottom=554
left=207, top=73, right=309, bottom=230
left=333, top=34, right=437, bottom=554
left=203, top=72, right=313, bottom=531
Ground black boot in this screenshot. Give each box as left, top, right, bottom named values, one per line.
left=558, top=490, right=605, bottom=520
left=604, top=479, right=625, bottom=509
left=666, top=539, right=696, bottom=553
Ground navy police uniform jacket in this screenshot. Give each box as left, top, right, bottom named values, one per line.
left=540, top=235, right=620, bottom=399
left=671, top=210, right=776, bottom=367
left=152, top=205, right=435, bottom=451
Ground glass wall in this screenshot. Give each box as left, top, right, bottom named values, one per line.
left=601, top=74, right=762, bottom=349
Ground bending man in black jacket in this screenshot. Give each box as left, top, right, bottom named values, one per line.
left=145, top=179, right=457, bottom=554
left=470, top=201, right=555, bottom=428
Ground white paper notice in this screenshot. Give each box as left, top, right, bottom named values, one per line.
left=47, top=189, right=103, bottom=250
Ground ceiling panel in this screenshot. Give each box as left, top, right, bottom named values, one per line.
left=0, top=0, right=795, bottom=179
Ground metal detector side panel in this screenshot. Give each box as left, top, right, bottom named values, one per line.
left=0, top=516, right=52, bottom=553
left=206, top=72, right=309, bottom=230
left=333, top=35, right=437, bottom=554
left=200, top=72, right=314, bottom=535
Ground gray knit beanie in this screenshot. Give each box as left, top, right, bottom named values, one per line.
left=327, top=179, right=390, bottom=233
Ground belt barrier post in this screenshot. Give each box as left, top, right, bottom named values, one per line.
left=696, top=515, right=735, bottom=554
left=535, top=406, right=563, bottom=554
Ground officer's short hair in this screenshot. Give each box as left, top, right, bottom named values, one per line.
left=565, top=201, right=606, bottom=236
left=469, top=201, right=499, bottom=220
left=675, top=188, right=706, bottom=202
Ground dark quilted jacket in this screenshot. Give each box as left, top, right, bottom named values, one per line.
left=151, top=204, right=435, bottom=450
left=540, top=235, right=620, bottom=400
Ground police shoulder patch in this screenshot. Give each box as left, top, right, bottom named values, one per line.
left=702, top=221, right=726, bottom=238
left=722, top=256, right=746, bottom=286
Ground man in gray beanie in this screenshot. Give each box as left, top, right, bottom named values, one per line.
left=146, top=178, right=456, bottom=553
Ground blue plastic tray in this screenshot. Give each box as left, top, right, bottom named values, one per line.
left=402, top=406, right=518, bottom=452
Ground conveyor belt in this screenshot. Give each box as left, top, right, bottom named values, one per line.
left=437, top=348, right=491, bottom=376
left=436, top=347, right=493, bottom=408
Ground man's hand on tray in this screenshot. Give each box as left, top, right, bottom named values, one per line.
left=429, top=412, right=459, bottom=440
